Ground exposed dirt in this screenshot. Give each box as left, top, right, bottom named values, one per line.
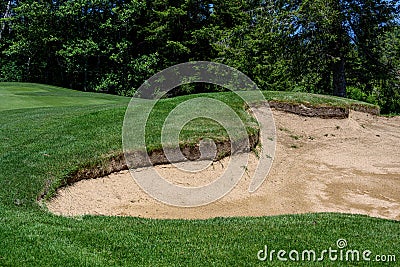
left=46, top=109, right=400, bottom=220
left=268, top=101, right=350, bottom=118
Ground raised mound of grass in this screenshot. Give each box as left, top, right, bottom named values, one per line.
left=0, top=83, right=397, bottom=266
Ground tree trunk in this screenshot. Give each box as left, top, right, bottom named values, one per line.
left=0, top=0, right=12, bottom=41
left=332, top=58, right=346, bottom=97
left=84, top=59, right=88, bottom=91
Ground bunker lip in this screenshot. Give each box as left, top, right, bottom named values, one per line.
left=38, top=102, right=352, bottom=201
left=37, top=134, right=260, bottom=202
left=43, top=105, right=399, bottom=221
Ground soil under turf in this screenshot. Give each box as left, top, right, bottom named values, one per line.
left=46, top=109, right=400, bottom=220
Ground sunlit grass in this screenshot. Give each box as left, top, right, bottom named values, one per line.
left=0, top=83, right=397, bottom=266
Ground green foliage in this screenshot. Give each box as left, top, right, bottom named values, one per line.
left=346, top=86, right=377, bottom=105
left=0, top=0, right=399, bottom=113
left=375, top=26, right=400, bottom=114
left=0, top=59, right=22, bottom=82
left=94, top=53, right=160, bottom=96
left=213, top=2, right=295, bottom=91
left=212, top=0, right=399, bottom=113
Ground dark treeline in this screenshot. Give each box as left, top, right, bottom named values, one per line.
left=0, top=0, right=399, bottom=113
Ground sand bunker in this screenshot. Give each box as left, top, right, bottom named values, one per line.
left=46, top=110, right=400, bottom=220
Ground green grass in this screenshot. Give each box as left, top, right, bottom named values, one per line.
left=0, top=82, right=128, bottom=111
left=143, top=93, right=259, bottom=151
left=0, top=82, right=398, bottom=266
left=263, top=91, right=379, bottom=110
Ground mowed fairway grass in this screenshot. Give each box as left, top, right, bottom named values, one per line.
left=0, top=83, right=398, bottom=266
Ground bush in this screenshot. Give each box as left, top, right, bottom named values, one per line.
left=0, top=59, right=23, bottom=82
left=346, top=86, right=378, bottom=105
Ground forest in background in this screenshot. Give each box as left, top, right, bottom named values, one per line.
left=0, top=0, right=399, bottom=113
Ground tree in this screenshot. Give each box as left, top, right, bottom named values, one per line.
left=293, top=0, right=398, bottom=97
left=3, top=1, right=57, bottom=82
left=0, top=0, right=398, bottom=113
left=213, top=1, right=295, bottom=91
left=374, top=25, right=400, bottom=113
left=0, top=0, right=13, bottom=41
